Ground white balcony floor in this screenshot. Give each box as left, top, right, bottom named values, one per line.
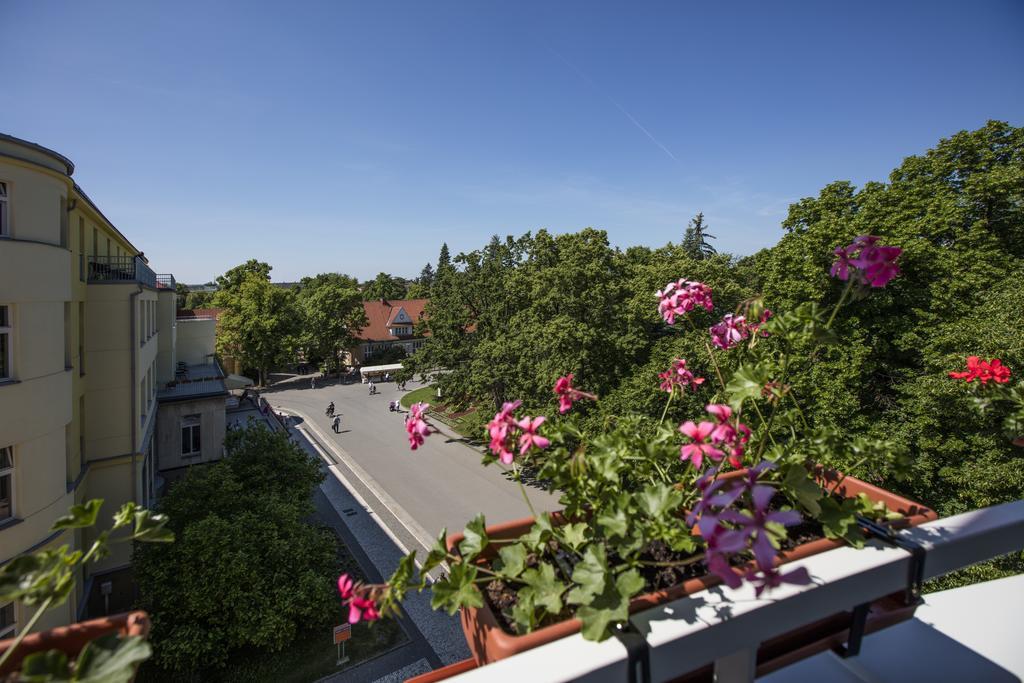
left=760, top=573, right=1024, bottom=682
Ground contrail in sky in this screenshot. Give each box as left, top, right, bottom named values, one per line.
left=548, top=47, right=681, bottom=165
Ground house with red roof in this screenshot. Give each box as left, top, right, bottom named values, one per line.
left=348, top=298, right=429, bottom=365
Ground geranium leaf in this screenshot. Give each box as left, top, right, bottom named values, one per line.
left=520, top=562, right=565, bottom=615
left=430, top=562, right=483, bottom=615
left=52, top=499, right=103, bottom=531
left=781, top=464, right=822, bottom=516
left=636, top=484, right=683, bottom=518
left=73, top=634, right=151, bottom=683
left=560, top=523, right=589, bottom=551
left=422, top=528, right=449, bottom=575
left=497, top=543, right=528, bottom=578
left=726, top=363, right=772, bottom=409
left=567, top=545, right=607, bottom=605
left=458, top=514, right=489, bottom=561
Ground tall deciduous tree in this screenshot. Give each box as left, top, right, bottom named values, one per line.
left=215, top=269, right=299, bottom=386
left=361, top=272, right=407, bottom=301
left=296, top=273, right=367, bottom=372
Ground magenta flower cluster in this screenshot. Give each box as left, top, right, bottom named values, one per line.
left=486, top=400, right=550, bottom=465
left=679, top=404, right=750, bottom=469
left=691, top=463, right=811, bottom=596
left=830, top=235, right=902, bottom=288
left=338, top=574, right=381, bottom=624
left=659, top=358, right=705, bottom=393
left=656, top=279, right=714, bottom=325
left=709, top=310, right=772, bottom=350
left=553, top=373, right=596, bottom=414
left=405, top=402, right=431, bottom=450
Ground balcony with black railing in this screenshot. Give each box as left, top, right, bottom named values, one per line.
left=86, top=255, right=156, bottom=288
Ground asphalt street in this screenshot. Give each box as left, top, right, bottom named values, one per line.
left=263, top=376, right=559, bottom=554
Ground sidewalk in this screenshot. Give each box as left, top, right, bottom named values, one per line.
left=281, top=412, right=471, bottom=680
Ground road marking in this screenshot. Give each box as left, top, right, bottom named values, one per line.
left=282, top=408, right=446, bottom=580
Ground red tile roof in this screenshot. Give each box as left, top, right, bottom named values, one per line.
left=356, top=299, right=429, bottom=341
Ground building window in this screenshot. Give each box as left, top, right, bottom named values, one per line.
left=0, top=602, right=14, bottom=639
left=59, top=197, right=68, bottom=247
left=0, top=181, right=8, bottom=237
left=0, top=446, right=13, bottom=521
left=181, top=416, right=201, bottom=457
left=78, top=218, right=85, bottom=282
left=0, top=306, right=11, bottom=380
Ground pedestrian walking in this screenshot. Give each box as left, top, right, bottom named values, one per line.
left=311, top=376, right=317, bottom=390
left=332, top=416, right=341, bottom=433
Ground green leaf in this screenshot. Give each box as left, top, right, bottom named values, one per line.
left=576, top=584, right=630, bottom=641
left=615, top=568, right=645, bottom=598
left=131, top=510, right=175, bottom=543
left=596, top=508, right=628, bottom=539
left=781, top=464, right=822, bottom=516
left=521, top=514, right=554, bottom=552
left=818, top=496, right=865, bottom=548
left=567, top=545, right=607, bottom=605
left=19, top=649, right=71, bottom=681
left=51, top=500, right=103, bottom=532
left=520, top=562, right=565, bottom=615
left=458, top=514, right=489, bottom=561
left=726, top=363, right=772, bottom=409
left=73, top=634, right=152, bottom=683
left=430, top=562, right=483, bottom=615
left=560, top=522, right=589, bottom=551
left=509, top=591, right=537, bottom=634
left=111, top=502, right=137, bottom=530
left=636, top=483, right=683, bottom=518
left=422, top=528, right=449, bottom=575
left=497, top=543, right=528, bottom=578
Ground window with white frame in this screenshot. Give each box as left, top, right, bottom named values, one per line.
left=0, top=602, right=14, bottom=639
left=0, top=446, right=13, bottom=521
left=181, top=415, right=201, bottom=457
left=0, top=181, right=8, bottom=237
left=0, top=306, right=11, bottom=380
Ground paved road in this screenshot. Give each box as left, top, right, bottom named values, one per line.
left=263, top=376, right=558, bottom=555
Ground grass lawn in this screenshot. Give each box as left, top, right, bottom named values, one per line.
left=400, top=385, right=481, bottom=439
left=137, top=529, right=407, bottom=682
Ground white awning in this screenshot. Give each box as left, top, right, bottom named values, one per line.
left=360, top=363, right=404, bottom=378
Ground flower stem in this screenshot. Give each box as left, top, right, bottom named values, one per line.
left=0, top=595, right=53, bottom=671
left=659, top=387, right=674, bottom=425
left=636, top=553, right=706, bottom=569
left=826, top=279, right=854, bottom=329
left=513, top=463, right=538, bottom=520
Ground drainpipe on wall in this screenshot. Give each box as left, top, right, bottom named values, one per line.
left=129, top=286, right=140, bottom=504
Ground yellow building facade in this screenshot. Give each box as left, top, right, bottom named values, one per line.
left=0, top=133, right=174, bottom=636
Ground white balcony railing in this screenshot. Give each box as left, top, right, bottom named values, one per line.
left=445, top=500, right=1024, bottom=683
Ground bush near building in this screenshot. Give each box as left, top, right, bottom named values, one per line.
left=134, top=425, right=340, bottom=675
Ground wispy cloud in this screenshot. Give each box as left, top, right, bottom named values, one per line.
left=547, top=47, right=681, bottom=165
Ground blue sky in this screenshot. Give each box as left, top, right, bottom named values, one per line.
left=3, top=1, right=1022, bottom=283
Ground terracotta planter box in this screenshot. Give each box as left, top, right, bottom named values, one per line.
left=0, top=611, right=151, bottom=679
left=447, top=471, right=935, bottom=665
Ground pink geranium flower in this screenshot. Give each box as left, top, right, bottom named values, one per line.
left=656, top=280, right=713, bottom=325
left=338, top=574, right=355, bottom=600
left=405, top=403, right=431, bottom=450
left=516, top=416, right=550, bottom=456
left=659, top=358, right=705, bottom=393
left=338, top=574, right=383, bottom=624
left=709, top=314, right=748, bottom=350
left=487, top=400, right=524, bottom=463
left=553, top=374, right=597, bottom=414
left=831, top=235, right=902, bottom=288
left=679, top=420, right=724, bottom=469
left=704, top=404, right=750, bottom=468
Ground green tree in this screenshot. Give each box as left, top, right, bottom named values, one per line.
left=361, top=272, right=407, bottom=301
left=174, top=282, right=189, bottom=309
left=215, top=259, right=273, bottom=293
left=134, top=424, right=335, bottom=674
left=216, top=272, right=300, bottom=386
left=681, top=212, right=717, bottom=260
left=295, top=273, right=367, bottom=372
left=184, top=290, right=215, bottom=309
